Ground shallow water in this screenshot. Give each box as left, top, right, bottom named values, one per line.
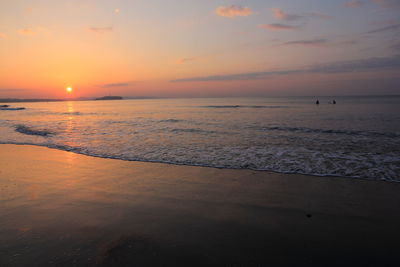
left=1, top=96, right=399, bottom=180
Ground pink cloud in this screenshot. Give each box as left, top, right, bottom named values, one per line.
left=216, top=5, right=253, bottom=18
left=345, top=0, right=365, bottom=7
left=259, top=24, right=299, bottom=31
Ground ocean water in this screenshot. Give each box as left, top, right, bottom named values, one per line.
left=1, top=96, right=399, bottom=181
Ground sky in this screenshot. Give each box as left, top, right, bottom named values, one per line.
left=0, top=0, right=399, bottom=98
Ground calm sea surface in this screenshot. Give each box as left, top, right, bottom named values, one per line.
left=1, top=96, right=399, bottom=181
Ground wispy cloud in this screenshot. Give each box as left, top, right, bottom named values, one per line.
left=276, top=38, right=359, bottom=48
left=0, top=33, right=6, bottom=39
left=98, top=82, right=130, bottom=88
left=280, top=38, right=329, bottom=47
left=305, top=12, right=332, bottom=19
left=259, top=24, right=300, bottom=31
left=216, top=5, right=253, bottom=18
left=25, top=7, right=35, bottom=14
left=18, top=27, right=49, bottom=36
left=372, top=0, right=400, bottom=8
left=345, top=0, right=365, bottom=8
left=338, top=39, right=360, bottom=45
left=171, top=55, right=400, bottom=82
left=89, top=26, right=113, bottom=34
left=366, top=23, right=400, bottom=34
left=272, top=8, right=302, bottom=21
left=114, top=8, right=120, bottom=14
left=271, top=8, right=331, bottom=21
left=18, top=28, right=36, bottom=35
left=389, top=41, right=400, bottom=51
left=177, top=57, right=199, bottom=64
left=309, top=55, right=400, bottom=73
left=370, top=19, right=399, bottom=27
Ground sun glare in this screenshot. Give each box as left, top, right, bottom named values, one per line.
left=66, top=87, right=73, bottom=93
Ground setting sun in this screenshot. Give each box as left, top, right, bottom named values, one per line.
left=66, top=87, right=73, bottom=93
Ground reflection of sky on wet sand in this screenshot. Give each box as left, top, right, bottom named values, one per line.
left=1, top=144, right=400, bottom=266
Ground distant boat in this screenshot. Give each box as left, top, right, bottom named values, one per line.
left=0, top=107, right=25, bottom=110
left=95, top=96, right=123, bottom=101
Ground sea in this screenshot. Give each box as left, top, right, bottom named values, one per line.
left=1, top=96, right=399, bottom=181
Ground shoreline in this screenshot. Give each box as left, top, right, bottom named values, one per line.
left=1, top=144, right=400, bottom=266
left=1, top=142, right=396, bottom=183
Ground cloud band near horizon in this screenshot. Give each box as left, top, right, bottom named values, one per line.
left=171, top=55, right=400, bottom=82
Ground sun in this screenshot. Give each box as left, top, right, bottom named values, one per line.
left=66, top=87, right=73, bottom=93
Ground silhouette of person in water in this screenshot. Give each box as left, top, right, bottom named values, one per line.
left=316, top=100, right=320, bottom=105
left=332, top=100, right=336, bottom=104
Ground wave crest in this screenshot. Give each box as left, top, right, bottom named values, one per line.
left=15, top=125, right=54, bottom=137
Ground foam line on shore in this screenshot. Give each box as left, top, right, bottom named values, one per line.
left=1, top=142, right=398, bottom=183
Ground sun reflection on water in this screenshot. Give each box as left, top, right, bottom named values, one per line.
left=65, top=101, right=79, bottom=154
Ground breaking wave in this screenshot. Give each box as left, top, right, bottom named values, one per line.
left=15, top=125, right=54, bottom=137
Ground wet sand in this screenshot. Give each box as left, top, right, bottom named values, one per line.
left=1, top=144, right=400, bottom=266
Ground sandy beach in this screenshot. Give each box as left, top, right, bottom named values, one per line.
left=1, top=144, right=400, bottom=266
